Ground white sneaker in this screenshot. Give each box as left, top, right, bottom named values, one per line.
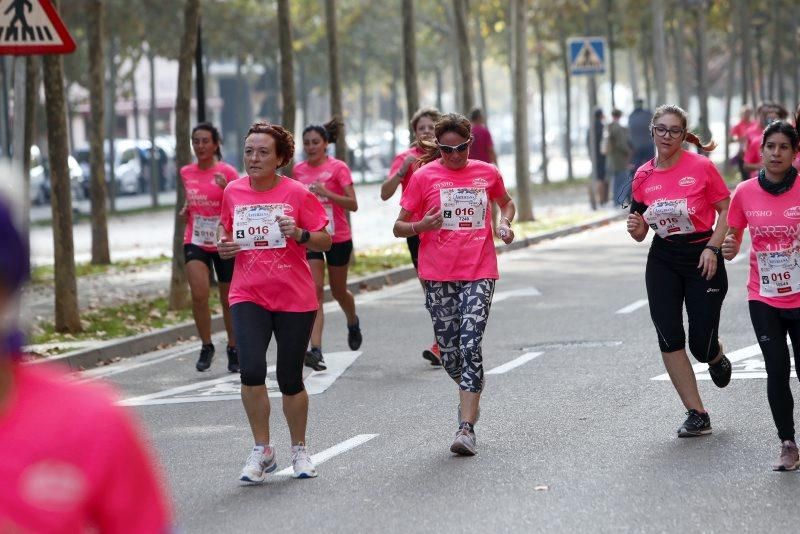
left=291, top=444, right=318, bottom=479
left=239, top=445, right=277, bottom=484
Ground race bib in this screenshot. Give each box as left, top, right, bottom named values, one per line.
left=191, top=215, right=219, bottom=248
left=232, top=203, right=286, bottom=250
left=440, top=187, right=487, bottom=231
left=757, top=246, right=800, bottom=297
left=643, top=198, right=696, bottom=238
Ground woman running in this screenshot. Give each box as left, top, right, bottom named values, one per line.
left=723, top=117, right=800, bottom=470
left=217, top=121, right=332, bottom=483
left=627, top=105, right=732, bottom=438
left=291, top=119, right=361, bottom=371
left=393, top=113, right=516, bottom=456
left=382, top=107, right=442, bottom=365
left=180, top=122, right=240, bottom=373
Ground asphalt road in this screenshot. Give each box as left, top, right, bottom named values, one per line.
left=75, top=221, right=795, bottom=533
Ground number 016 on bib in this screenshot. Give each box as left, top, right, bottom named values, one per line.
left=233, top=204, right=287, bottom=250
left=440, top=187, right=487, bottom=230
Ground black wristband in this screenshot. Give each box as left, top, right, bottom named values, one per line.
left=704, top=245, right=720, bottom=255
left=298, top=229, right=311, bottom=244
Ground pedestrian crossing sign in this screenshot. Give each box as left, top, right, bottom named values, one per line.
left=0, top=0, right=75, bottom=55
left=568, top=37, right=606, bottom=75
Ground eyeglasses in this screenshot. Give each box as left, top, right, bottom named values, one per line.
left=652, top=125, right=685, bottom=139
left=437, top=141, right=470, bottom=154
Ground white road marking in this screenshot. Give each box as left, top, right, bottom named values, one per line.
left=486, top=352, right=543, bottom=375
left=727, top=247, right=749, bottom=265
left=492, top=287, right=541, bottom=303
left=615, top=299, right=648, bottom=314
left=120, top=351, right=360, bottom=406
left=650, top=341, right=790, bottom=381
left=274, top=433, right=379, bottom=477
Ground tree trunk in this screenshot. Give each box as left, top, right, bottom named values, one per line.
left=298, top=57, right=307, bottom=127
left=736, top=0, right=748, bottom=106
left=532, top=13, right=548, bottom=184
left=672, top=13, right=688, bottom=110
left=401, top=0, right=419, bottom=130
left=168, top=0, right=200, bottom=311
left=324, top=0, right=346, bottom=163
left=106, top=36, right=117, bottom=212
left=0, top=58, right=10, bottom=157
left=23, top=58, right=37, bottom=235
left=390, top=61, right=399, bottom=160
left=148, top=48, right=158, bottom=208
left=559, top=22, right=574, bottom=181
left=605, top=0, right=616, bottom=109
left=695, top=1, right=710, bottom=143
left=87, top=0, right=110, bottom=264
left=651, top=0, right=667, bottom=106
left=723, top=11, right=736, bottom=167
left=510, top=0, right=532, bottom=221
left=195, top=18, right=206, bottom=123
left=452, top=0, right=475, bottom=113
left=474, top=11, right=488, bottom=121
left=754, top=30, right=765, bottom=102
left=12, top=57, right=30, bottom=238
left=642, top=40, right=652, bottom=108
left=435, top=68, right=443, bottom=112
left=65, top=82, right=75, bottom=155
left=278, top=0, right=295, bottom=134
left=627, top=47, right=639, bottom=102
left=42, top=1, right=81, bottom=333
left=359, top=48, right=367, bottom=183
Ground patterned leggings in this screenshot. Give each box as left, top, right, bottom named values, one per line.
left=424, top=279, right=496, bottom=393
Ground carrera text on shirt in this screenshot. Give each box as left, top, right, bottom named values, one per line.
left=182, top=161, right=240, bottom=250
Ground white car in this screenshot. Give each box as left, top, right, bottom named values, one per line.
left=29, top=145, right=86, bottom=205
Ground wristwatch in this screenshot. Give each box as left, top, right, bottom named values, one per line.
left=298, top=229, right=311, bottom=244
left=704, top=245, right=720, bottom=255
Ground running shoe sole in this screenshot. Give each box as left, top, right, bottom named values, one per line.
left=239, top=456, right=277, bottom=484
left=422, top=349, right=441, bottom=366
left=677, top=427, right=712, bottom=438
left=304, top=351, right=327, bottom=371
left=293, top=470, right=318, bottom=479
left=772, top=462, right=800, bottom=472
left=450, top=436, right=477, bottom=456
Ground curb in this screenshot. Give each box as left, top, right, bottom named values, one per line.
left=40, top=211, right=625, bottom=371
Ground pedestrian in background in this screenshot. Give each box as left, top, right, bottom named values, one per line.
left=628, top=98, right=655, bottom=171
left=217, top=121, right=332, bottom=483
left=291, top=118, right=362, bottom=372
left=180, top=122, right=240, bottom=373
left=730, top=105, right=754, bottom=182
left=588, top=108, right=608, bottom=206
left=468, top=108, right=498, bottom=165
left=606, top=109, right=632, bottom=207
left=393, top=113, right=516, bottom=456
left=382, top=106, right=443, bottom=366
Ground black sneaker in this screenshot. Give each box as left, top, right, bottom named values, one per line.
left=304, top=347, right=327, bottom=371
left=708, top=354, right=732, bottom=388
left=347, top=316, right=362, bottom=351
left=196, top=343, right=215, bottom=372
left=226, top=345, right=240, bottom=374
left=677, top=409, right=712, bottom=437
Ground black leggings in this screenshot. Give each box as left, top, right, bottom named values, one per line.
left=231, top=302, right=316, bottom=394
left=749, top=300, right=800, bottom=442
left=645, top=236, right=727, bottom=361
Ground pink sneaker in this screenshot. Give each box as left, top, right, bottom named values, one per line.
left=772, top=440, right=800, bottom=471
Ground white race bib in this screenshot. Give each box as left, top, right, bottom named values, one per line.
left=643, top=198, right=696, bottom=238
left=757, top=246, right=800, bottom=297
left=191, top=215, right=219, bottom=247
left=440, top=187, right=487, bottom=231
left=233, top=203, right=286, bottom=250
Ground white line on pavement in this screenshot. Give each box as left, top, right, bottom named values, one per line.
left=486, top=352, right=543, bottom=375
left=650, top=342, right=776, bottom=381
left=492, top=287, right=541, bottom=304
left=274, top=434, right=379, bottom=477
left=615, top=299, right=648, bottom=314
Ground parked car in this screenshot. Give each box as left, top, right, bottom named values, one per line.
left=75, top=139, right=173, bottom=196
left=29, top=145, right=86, bottom=205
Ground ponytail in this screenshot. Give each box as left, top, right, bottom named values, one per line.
left=417, top=137, right=440, bottom=166
left=416, top=112, right=472, bottom=166
left=303, top=116, right=344, bottom=145
left=685, top=132, right=717, bottom=153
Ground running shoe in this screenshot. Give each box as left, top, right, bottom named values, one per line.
left=422, top=343, right=442, bottom=366
left=708, top=354, right=732, bottom=388
left=291, top=444, right=318, bottom=478
left=195, top=343, right=215, bottom=372
left=457, top=403, right=480, bottom=425
left=304, top=347, right=327, bottom=371
left=772, top=440, right=800, bottom=471
left=239, top=445, right=277, bottom=484
left=347, top=316, right=363, bottom=350
left=226, top=345, right=240, bottom=374
left=677, top=409, right=712, bottom=437
left=450, top=425, right=477, bottom=456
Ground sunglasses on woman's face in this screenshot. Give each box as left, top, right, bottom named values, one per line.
left=437, top=140, right=470, bottom=153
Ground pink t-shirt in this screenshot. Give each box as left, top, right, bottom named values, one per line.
left=220, top=176, right=328, bottom=312
left=469, top=123, right=495, bottom=164
left=731, top=119, right=755, bottom=141
left=632, top=150, right=730, bottom=237
left=181, top=162, right=240, bottom=251
left=0, top=363, right=172, bottom=533
left=291, top=157, right=353, bottom=243
left=743, top=129, right=763, bottom=180
left=400, top=159, right=508, bottom=282
left=728, top=178, right=800, bottom=308
left=388, top=146, right=425, bottom=191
